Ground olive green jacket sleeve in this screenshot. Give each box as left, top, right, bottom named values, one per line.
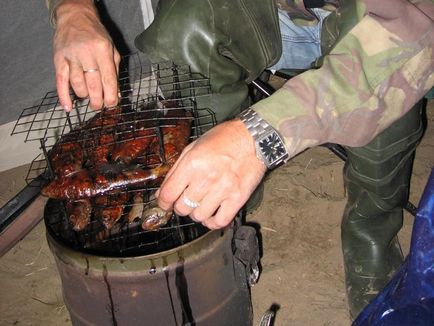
left=252, top=0, right=434, bottom=160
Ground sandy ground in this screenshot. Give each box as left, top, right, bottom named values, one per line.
left=0, top=101, right=432, bottom=326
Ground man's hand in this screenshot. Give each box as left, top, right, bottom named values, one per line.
left=53, top=0, right=120, bottom=111
left=156, top=119, right=267, bottom=229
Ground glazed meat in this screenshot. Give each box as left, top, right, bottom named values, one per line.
left=41, top=164, right=171, bottom=200
left=49, top=133, right=83, bottom=178
left=111, top=128, right=156, bottom=164
left=148, top=108, right=192, bottom=165
left=85, top=132, right=116, bottom=167
left=138, top=109, right=192, bottom=230
left=83, top=106, right=123, bottom=166
left=65, top=199, right=92, bottom=231
left=127, top=192, right=144, bottom=223
left=141, top=206, right=173, bottom=231
left=94, top=192, right=129, bottom=229
left=49, top=133, right=89, bottom=231
left=49, top=106, right=122, bottom=176
left=111, top=109, right=159, bottom=164
left=43, top=102, right=193, bottom=233
left=84, top=106, right=123, bottom=129
left=42, top=108, right=192, bottom=200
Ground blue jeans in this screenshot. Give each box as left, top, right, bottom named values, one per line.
left=268, top=8, right=331, bottom=71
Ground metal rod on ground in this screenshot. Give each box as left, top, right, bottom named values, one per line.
left=0, top=195, right=48, bottom=257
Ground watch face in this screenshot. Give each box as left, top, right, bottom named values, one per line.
left=258, top=132, right=287, bottom=163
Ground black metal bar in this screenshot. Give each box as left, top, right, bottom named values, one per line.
left=66, top=111, right=74, bottom=131
left=40, top=138, right=54, bottom=179
left=250, top=79, right=275, bottom=98
left=156, top=124, right=166, bottom=164
left=25, top=93, right=49, bottom=142
left=74, top=100, right=83, bottom=127
left=321, top=143, right=347, bottom=161
left=0, top=172, right=49, bottom=234
left=171, top=63, right=182, bottom=99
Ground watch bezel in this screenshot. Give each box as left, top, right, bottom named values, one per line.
left=255, top=129, right=288, bottom=169
left=239, top=108, right=289, bottom=170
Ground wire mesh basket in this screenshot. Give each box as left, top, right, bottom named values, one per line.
left=11, top=53, right=217, bottom=257
left=12, top=53, right=216, bottom=183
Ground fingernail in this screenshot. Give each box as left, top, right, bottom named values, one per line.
left=63, top=105, right=71, bottom=112
left=155, top=189, right=160, bottom=198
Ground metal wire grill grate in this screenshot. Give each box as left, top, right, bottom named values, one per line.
left=12, top=53, right=216, bottom=183
left=12, top=53, right=216, bottom=256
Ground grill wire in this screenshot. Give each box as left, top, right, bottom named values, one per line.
left=12, top=53, right=217, bottom=257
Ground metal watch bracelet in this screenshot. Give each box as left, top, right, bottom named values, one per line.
left=239, top=108, right=289, bottom=169
left=239, top=108, right=273, bottom=139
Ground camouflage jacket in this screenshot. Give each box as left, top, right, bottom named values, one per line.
left=253, top=0, right=434, bottom=159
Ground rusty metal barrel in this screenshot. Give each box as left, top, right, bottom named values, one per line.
left=47, top=226, right=253, bottom=326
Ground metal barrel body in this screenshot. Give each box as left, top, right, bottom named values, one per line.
left=47, top=227, right=253, bottom=326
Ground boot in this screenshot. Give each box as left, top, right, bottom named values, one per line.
left=135, top=0, right=281, bottom=123
left=342, top=101, right=425, bottom=319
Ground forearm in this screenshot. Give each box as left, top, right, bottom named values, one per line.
left=253, top=0, right=434, bottom=159
left=45, top=0, right=96, bottom=26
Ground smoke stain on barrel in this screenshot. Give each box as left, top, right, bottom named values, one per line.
left=163, top=256, right=179, bottom=325
left=84, top=257, right=89, bottom=275
left=102, top=264, right=118, bottom=326
left=176, top=250, right=195, bottom=325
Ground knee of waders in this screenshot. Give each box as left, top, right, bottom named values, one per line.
left=135, top=0, right=281, bottom=122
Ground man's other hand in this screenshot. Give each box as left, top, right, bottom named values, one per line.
left=53, top=0, right=120, bottom=111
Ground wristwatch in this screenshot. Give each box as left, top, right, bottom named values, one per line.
left=239, top=108, right=289, bottom=169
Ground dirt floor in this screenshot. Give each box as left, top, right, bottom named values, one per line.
left=0, top=101, right=432, bottom=326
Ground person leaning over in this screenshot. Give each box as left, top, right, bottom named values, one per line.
left=46, top=0, right=434, bottom=319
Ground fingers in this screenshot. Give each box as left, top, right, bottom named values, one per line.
left=188, top=193, right=227, bottom=225
left=184, top=173, right=233, bottom=220
left=69, top=62, right=88, bottom=99
left=52, top=9, right=120, bottom=112
left=187, top=180, right=243, bottom=229
left=56, top=48, right=119, bottom=111
left=162, top=184, right=239, bottom=230
left=173, top=186, right=207, bottom=217
left=54, top=55, right=73, bottom=112
left=95, top=46, right=120, bottom=108
left=83, top=67, right=104, bottom=110
left=80, top=42, right=120, bottom=109
left=159, top=164, right=245, bottom=229
left=202, top=202, right=240, bottom=229
left=157, top=148, right=194, bottom=211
